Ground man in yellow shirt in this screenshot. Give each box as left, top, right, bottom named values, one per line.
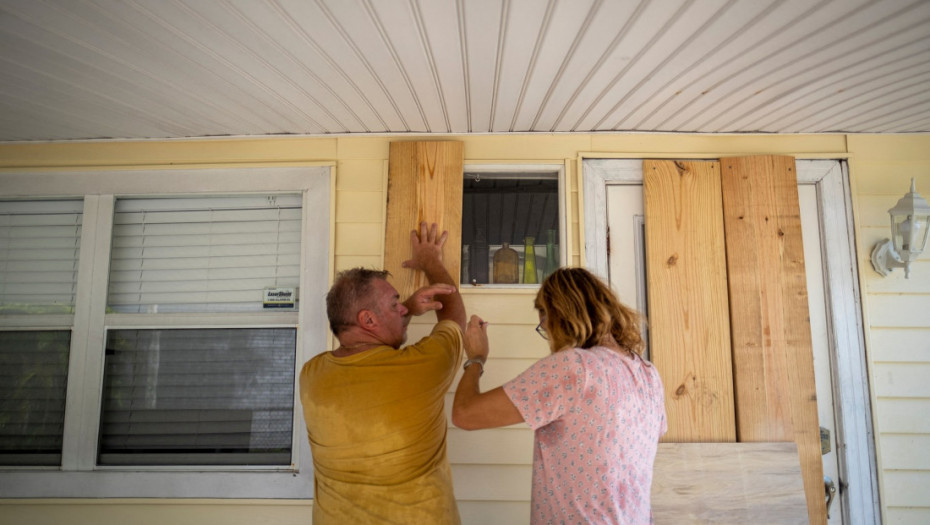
left=299, top=222, right=466, bottom=524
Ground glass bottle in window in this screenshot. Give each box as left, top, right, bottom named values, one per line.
left=544, top=229, right=559, bottom=279
left=523, top=236, right=538, bottom=284
left=493, top=242, right=519, bottom=283
left=470, top=228, right=489, bottom=284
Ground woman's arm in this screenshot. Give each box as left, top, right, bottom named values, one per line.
left=451, top=315, right=524, bottom=430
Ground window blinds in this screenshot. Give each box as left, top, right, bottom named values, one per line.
left=107, top=195, right=302, bottom=313
left=0, top=199, right=83, bottom=314
left=99, top=328, right=295, bottom=466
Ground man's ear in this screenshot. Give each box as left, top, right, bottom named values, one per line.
left=357, top=309, right=378, bottom=329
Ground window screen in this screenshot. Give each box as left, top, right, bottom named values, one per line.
left=0, top=199, right=83, bottom=314
left=98, top=328, right=296, bottom=466
left=107, top=195, right=301, bottom=313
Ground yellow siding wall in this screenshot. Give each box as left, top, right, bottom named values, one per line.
left=848, top=135, right=930, bottom=525
left=1, top=133, right=929, bottom=525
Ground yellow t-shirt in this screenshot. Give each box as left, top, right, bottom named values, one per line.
left=299, top=320, right=463, bottom=525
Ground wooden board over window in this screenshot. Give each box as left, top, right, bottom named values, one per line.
left=644, top=160, right=736, bottom=443
left=384, top=141, right=464, bottom=299
left=720, top=155, right=824, bottom=524
left=645, top=156, right=825, bottom=524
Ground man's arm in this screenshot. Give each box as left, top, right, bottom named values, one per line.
left=401, top=222, right=466, bottom=330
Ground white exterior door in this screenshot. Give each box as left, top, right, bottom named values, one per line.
left=588, top=158, right=878, bottom=525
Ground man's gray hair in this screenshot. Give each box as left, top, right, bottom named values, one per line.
left=326, top=268, right=390, bottom=336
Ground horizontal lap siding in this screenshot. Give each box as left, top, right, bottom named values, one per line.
left=333, top=158, right=385, bottom=276
left=415, top=290, right=541, bottom=520
left=850, top=134, right=930, bottom=524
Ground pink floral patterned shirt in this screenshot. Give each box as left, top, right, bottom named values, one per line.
left=503, top=346, right=667, bottom=524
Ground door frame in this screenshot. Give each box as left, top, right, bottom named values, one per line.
left=581, top=157, right=880, bottom=525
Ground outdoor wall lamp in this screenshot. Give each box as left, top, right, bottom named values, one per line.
left=871, top=178, right=930, bottom=278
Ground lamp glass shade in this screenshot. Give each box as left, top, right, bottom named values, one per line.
left=888, top=179, right=930, bottom=262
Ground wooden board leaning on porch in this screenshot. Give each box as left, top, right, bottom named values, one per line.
left=720, top=155, right=825, bottom=524
left=644, top=160, right=737, bottom=442
left=651, top=442, right=808, bottom=524
left=384, top=141, right=463, bottom=299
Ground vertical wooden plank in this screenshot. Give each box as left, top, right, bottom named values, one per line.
left=384, top=141, right=463, bottom=299
left=720, top=155, right=825, bottom=525
left=644, top=160, right=736, bottom=442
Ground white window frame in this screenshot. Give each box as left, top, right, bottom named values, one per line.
left=0, top=166, right=331, bottom=499
left=461, top=163, right=567, bottom=288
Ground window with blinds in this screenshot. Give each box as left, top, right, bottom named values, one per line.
left=99, top=328, right=295, bottom=466
left=1, top=167, right=329, bottom=497
left=107, top=195, right=302, bottom=313
left=0, top=199, right=83, bottom=314
left=99, top=194, right=303, bottom=466
left=0, top=199, right=82, bottom=466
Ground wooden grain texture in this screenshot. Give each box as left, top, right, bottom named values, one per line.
left=384, top=141, right=463, bottom=299
left=643, top=160, right=736, bottom=442
left=720, top=155, right=825, bottom=525
left=651, top=442, right=808, bottom=524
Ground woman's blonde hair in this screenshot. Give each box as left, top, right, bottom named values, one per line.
left=534, top=267, right=645, bottom=355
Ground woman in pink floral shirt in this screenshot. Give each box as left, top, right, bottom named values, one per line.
left=453, top=267, right=667, bottom=524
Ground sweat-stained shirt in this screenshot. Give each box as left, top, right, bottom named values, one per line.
left=503, top=346, right=667, bottom=525
left=299, top=320, right=463, bottom=525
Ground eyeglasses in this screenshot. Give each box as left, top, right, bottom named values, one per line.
left=535, top=317, right=548, bottom=340
left=535, top=323, right=548, bottom=339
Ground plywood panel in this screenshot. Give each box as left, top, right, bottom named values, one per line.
left=384, top=141, right=463, bottom=299
left=651, top=442, right=807, bottom=525
left=643, top=159, right=736, bottom=442
left=720, top=155, right=825, bottom=525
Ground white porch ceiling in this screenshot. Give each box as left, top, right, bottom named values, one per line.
left=1, top=0, right=929, bottom=142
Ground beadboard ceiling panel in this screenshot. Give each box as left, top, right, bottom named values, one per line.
left=1, top=0, right=928, bottom=142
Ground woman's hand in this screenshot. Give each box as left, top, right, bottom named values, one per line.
left=464, top=314, right=490, bottom=362
left=453, top=314, right=524, bottom=430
